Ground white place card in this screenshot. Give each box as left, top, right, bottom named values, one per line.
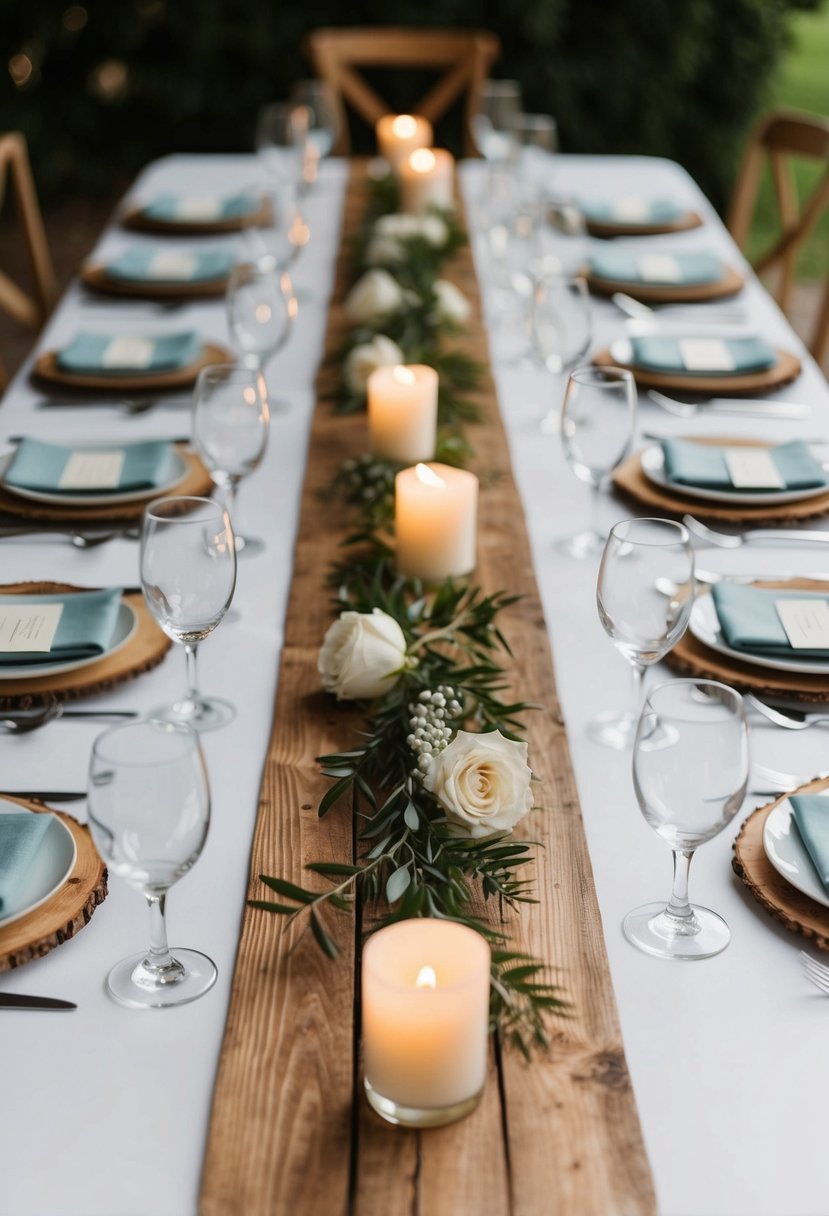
left=678, top=338, right=736, bottom=372
left=145, top=252, right=198, bottom=281
left=172, top=195, right=222, bottom=221
left=102, top=336, right=155, bottom=370
left=0, top=603, right=63, bottom=653
left=724, top=449, right=785, bottom=490
left=59, top=450, right=125, bottom=491
left=776, top=599, right=829, bottom=650
left=637, top=254, right=683, bottom=282
left=612, top=196, right=650, bottom=223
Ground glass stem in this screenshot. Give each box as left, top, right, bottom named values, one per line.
left=629, top=660, right=646, bottom=721
left=588, top=480, right=602, bottom=540
left=666, top=849, right=695, bottom=922
left=183, top=642, right=201, bottom=708
left=145, top=893, right=174, bottom=971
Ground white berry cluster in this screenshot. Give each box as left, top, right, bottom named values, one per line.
left=407, top=685, right=463, bottom=779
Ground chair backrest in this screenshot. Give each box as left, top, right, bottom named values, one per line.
left=727, top=109, right=829, bottom=364
left=303, top=27, right=501, bottom=157
left=0, top=133, right=56, bottom=330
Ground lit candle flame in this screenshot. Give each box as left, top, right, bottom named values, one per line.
left=392, top=114, right=418, bottom=139
left=409, top=148, right=436, bottom=175
left=393, top=365, right=416, bottom=386
left=415, top=462, right=445, bottom=489
left=416, top=965, right=437, bottom=989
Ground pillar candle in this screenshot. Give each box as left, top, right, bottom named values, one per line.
left=375, top=114, right=433, bottom=166
left=367, top=364, right=438, bottom=463
left=398, top=148, right=455, bottom=215
left=362, top=919, right=490, bottom=1123
left=394, top=461, right=478, bottom=582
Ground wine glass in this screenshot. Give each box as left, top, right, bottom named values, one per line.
left=472, top=80, right=523, bottom=164
left=555, top=363, right=634, bottom=557
left=243, top=179, right=309, bottom=275
left=141, top=496, right=237, bottom=732
left=192, top=364, right=270, bottom=558
left=626, top=678, right=749, bottom=960
left=288, top=81, right=341, bottom=188
left=255, top=101, right=305, bottom=190
left=591, top=517, right=695, bottom=749
left=512, top=113, right=558, bottom=189
left=226, top=262, right=297, bottom=373
left=87, top=720, right=215, bottom=1008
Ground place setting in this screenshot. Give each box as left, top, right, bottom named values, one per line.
left=576, top=193, right=704, bottom=238
left=121, top=188, right=271, bottom=234
left=32, top=328, right=234, bottom=393
left=80, top=242, right=237, bottom=301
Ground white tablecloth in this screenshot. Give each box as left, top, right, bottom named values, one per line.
left=0, top=153, right=827, bottom=1216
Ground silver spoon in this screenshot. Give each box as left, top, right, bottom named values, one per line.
left=682, top=515, right=829, bottom=549
left=0, top=701, right=138, bottom=733
left=745, top=694, right=829, bottom=731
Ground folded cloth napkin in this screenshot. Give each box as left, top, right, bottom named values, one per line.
left=4, top=438, right=176, bottom=495
left=711, top=582, right=829, bottom=660
left=790, top=795, right=829, bottom=892
left=588, top=249, right=724, bottom=284
left=661, top=439, right=826, bottom=492
left=0, top=812, right=53, bottom=914
left=0, top=587, right=123, bottom=666
left=139, top=192, right=258, bottom=223
left=579, top=196, right=686, bottom=225
left=104, top=246, right=235, bottom=284
left=630, top=334, right=776, bottom=375
left=57, top=330, right=200, bottom=374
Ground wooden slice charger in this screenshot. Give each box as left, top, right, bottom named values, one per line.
left=81, top=263, right=229, bottom=300
left=0, top=797, right=107, bottom=973
left=594, top=344, right=802, bottom=395
left=0, top=583, right=171, bottom=709
left=733, top=776, right=829, bottom=952
left=121, top=197, right=271, bottom=235
left=583, top=261, right=743, bottom=302
left=32, top=342, right=233, bottom=393
left=584, top=210, right=703, bottom=239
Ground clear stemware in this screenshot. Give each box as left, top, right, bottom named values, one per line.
left=512, top=112, right=558, bottom=190
left=472, top=80, right=523, bottom=164
left=255, top=100, right=305, bottom=190
left=555, top=363, right=635, bottom=556
left=288, top=80, right=341, bottom=189
left=141, top=496, right=237, bottom=731
left=87, top=719, right=215, bottom=1008
left=226, top=261, right=297, bottom=373
left=626, top=679, right=749, bottom=960
left=191, top=364, right=270, bottom=558
left=591, top=517, right=695, bottom=749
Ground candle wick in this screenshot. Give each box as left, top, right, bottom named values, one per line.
left=416, top=965, right=437, bottom=989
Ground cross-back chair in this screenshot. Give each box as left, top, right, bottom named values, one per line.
left=302, top=27, right=501, bottom=157
left=727, top=109, right=829, bottom=366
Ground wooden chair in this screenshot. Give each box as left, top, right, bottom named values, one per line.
left=302, top=27, right=501, bottom=157
left=728, top=110, right=829, bottom=365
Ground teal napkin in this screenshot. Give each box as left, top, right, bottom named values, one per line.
left=57, top=330, right=200, bottom=374
left=631, top=335, right=776, bottom=375
left=790, top=795, right=829, bottom=892
left=589, top=249, right=723, bottom=284
left=711, top=582, right=829, bottom=660
left=579, top=197, right=685, bottom=225
left=4, top=438, right=176, bottom=495
left=0, top=587, right=123, bottom=666
left=0, top=813, right=53, bottom=914
left=661, top=439, right=826, bottom=492
left=141, top=193, right=257, bottom=222
left=104, top=246, right=235, bottom=284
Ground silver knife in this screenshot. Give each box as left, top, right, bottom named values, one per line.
left=0, top=993, right=77, bottom=1010
left=0, top=790, right=86, bottom=802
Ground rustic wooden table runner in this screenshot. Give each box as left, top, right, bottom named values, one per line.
left=200, top=165, right=656, bottom=1216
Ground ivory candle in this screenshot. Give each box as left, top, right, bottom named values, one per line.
left=362, top=919, right=490, bottom=1126
left=376, top=114, right=433, bottom=166
left=395, top=462, right=478, bottom=582
left=367, top=364, right=438, bottom=463
left=398, top=148, right=455, bottom=215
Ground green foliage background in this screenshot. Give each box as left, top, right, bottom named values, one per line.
left=0, top=0, right=822, bottom=212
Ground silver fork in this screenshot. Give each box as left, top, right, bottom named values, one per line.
left=745, top=694, right=829, bottom=730
left=800, top=951, right=829, bottom=995
left=682, top=515, right=829, bottom=549
left=647, top=390, right=811, bottom=420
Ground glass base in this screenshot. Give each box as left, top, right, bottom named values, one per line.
left=587, top=708, right=638, bottom=749
left=234, top=533, right=265, bottom=558
left=623, top=901, right=731, bottom=960
left=364, top=1078, right=483, bottom=1128
left=106, top=948, right=217, bottom=1008
left=555, top=529, right=605, bottom=560
left=148, top=695, right=235, bottom=733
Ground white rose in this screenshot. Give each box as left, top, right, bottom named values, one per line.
left=374, top=214, right=421, bottom=239
left=343, top=269, right=405, bottom=324
left=433, top=279, right=470, bottom=325
left=343, top=335, right=404, bottom=393
left=318, top=608, right=408, bottom=701
left=418, top=214, right=449, bottom=247
left=424, top=729, right=533, bottom=838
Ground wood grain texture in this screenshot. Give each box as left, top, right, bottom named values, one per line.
left=200, top=163, right=655, bottom=1216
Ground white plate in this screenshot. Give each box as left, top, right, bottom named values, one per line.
left=763, top=793, right=829, bottom=910
left=0, top=802, right=77, bottom=928
left=690, top=589, right=829, bottom=676
left=0, top=447, right=186, bottom=507
left=0, top=600, right=137, bottom=681
left=640, top=443, right=829, bottom=507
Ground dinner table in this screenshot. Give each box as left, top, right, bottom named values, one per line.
left=0, top=147, right=828, bottom=1216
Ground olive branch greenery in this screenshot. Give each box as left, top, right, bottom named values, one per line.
left=253, top=171, right=566, bottom=1055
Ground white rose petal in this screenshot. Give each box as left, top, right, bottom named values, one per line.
left=343, top=269, right=405, bottom=324
left=424, top=729, right=533, bottom=838
left=343, top=335, right=404, bottom=393
left=318, top=608, right=408, bottom=701
left=419, top=214, right=449, bottom=247
left=433, top=279, right=470, bottom=325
